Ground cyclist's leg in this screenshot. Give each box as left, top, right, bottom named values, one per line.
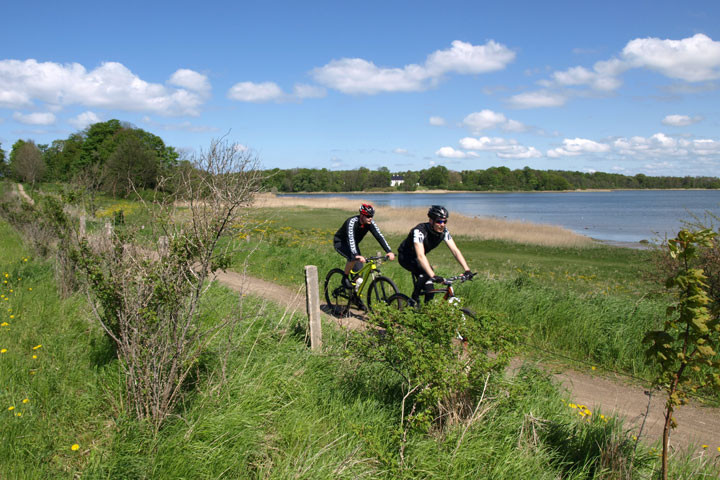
left=334, top=243, right=357, bottom=287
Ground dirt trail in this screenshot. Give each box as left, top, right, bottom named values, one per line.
left=212, top=269, right=720, bottom=454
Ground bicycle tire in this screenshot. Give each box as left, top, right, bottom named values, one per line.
left=366, top=276, right=399, bottom=312
left=324, top=268, right=352, bottom=317
left=385, top=292, right=416, bottom=310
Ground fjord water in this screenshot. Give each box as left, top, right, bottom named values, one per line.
left=282, top=190, right=720, bottom=243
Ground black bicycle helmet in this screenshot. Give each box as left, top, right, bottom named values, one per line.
left=428, top=205, right=449, bottom=220
left=359, top=203, right=375, bottom=217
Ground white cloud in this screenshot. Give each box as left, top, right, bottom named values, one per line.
left=0, top=59, right=207, bottom=115
left=12, top=111, right=56, bottom=125
left=462, top=109, right=526, bottom=133
left=436, top=146, right=471, bottom=158
left=311, top=40, right=514, bottom=95
left=168, top=69, right=211, bottom=93
left=622, top=33, right=720, bottom=82
left=69, top=111, right=101, bottom=129
left=293, top=84, right=326, bottom=99
left=227, top=81, right=284, bottom=102
left=429, top=116, right=446, bottom=126
left=547, top=138, right=610, bottom=157
left=424, top=40, right=516, bottom=75
left=460, top=136, right=517, bottom=151
left=508, top=90, right=567, bottom=108
left=393, top=148, right=409, bottom=155
left=513, top=34, right=720, bottom=110
left=458, top=136, right=540, bottom=159
left=541, top=58, right=626, bottom=91
left=497, top=146, right=542, bottom=159
left=662, top=114, right=702, bottom=127
left=610, top=132, right=720, bottom=157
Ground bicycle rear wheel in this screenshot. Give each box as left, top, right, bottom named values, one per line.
left=366, top=276, right=399, bottom=312
left=324, top=268, right=352, bottom=317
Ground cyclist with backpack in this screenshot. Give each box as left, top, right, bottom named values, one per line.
left=333, top=203, right=395, bottom=286
left=397, top=205, right=472, bottom=303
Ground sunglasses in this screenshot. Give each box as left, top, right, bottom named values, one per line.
left=434, top=218, right=447, bottom=224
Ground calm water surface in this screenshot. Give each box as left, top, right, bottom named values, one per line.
left=280, top=190, right=720, bottom=244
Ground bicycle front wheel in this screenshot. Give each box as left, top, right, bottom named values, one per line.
left=366, top=276, right=399, bottom=312
left=385, top=292, right=416, bottom=311
left=324, top=268, right=352, bottom=316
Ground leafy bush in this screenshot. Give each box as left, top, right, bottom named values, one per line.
left=349, top=300, right=521, bottom=462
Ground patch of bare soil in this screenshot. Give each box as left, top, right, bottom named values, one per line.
left=212, top=269, right=720, bottom=454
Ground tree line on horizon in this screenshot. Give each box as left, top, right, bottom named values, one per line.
left=261, top=164, right=720, bottom=192
left=2, top=120, right=719, bottom=194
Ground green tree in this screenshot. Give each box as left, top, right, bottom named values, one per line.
left=10, top=140, right=46, bottom=184
left=103, top=130, right=161, bottom=195
left=0, top=142, right=7, bottom=178
left=419, top=165, right=449, bottom=189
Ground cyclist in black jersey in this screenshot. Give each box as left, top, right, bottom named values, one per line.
left=334, top=204, right=395, bottom=282
left=398, top=205, right=471, bottom=303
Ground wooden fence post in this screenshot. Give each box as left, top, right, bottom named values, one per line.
left=304, top=265, right=322, bottom=351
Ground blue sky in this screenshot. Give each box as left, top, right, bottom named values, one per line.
left=2, top=0, right=720, bottom=176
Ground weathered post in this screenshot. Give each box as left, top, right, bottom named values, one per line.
left=304, top=265, right=322, bottom=351
left=79, top=216, right=86, bottom=237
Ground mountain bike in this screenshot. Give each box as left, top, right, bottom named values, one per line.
left=324, top=255, right=399, bottom=317
left=385, top=272, right=478, bottom=329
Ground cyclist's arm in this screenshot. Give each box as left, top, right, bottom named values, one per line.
left=369, top=220, right=394, bottom=260
left=446, top=237, right=470, bottom=272
left=346, top=217, right=363, bottom=261
left=413, top=241, right=435, bottom=278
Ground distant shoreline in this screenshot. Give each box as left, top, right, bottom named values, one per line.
left=276, top=188, right=716, bottom=195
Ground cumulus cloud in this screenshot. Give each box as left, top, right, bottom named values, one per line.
left=429, top=116, right=446, bottom=126
left=227, top=82, right=326, bottom=103
left=69, top=111, right=101, bottom=129
left=547, top=138, right=611, bottom=157
left=513, top=34, right=720, bottom=109
left=436, top=146, right=472, bottom=159
left=462, top=109, right=526, bottom=133
left=311, top=40, right=515, bottom=95
left=227, top=81, right=284, bottom=102
left=613, top=132, right=720, bottom=158
left=12, top=111, right=56, bottom=125
left=168, top=69, right=211, bottom=93
left=458, top=136, right=541, bottom=159
left=508, top=90, right=567, bottom=108
left=662, top=114, right=702, bottom=126
left=0, top=59, right=208, bottom=115
left=622, top=33, right=720, bottom=82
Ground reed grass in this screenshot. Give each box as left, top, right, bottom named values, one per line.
left=254, top=193, right=594, bottom=248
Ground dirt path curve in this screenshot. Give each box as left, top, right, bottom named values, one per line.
left=212, top=269, right=720, bottom=453
left=16, top=184, right=34, bottom=205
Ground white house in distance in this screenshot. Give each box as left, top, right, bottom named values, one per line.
left=391, top=175, right=404, bottom=187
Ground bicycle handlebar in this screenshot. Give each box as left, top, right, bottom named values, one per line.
left=437, top=272, right=477, bottom=284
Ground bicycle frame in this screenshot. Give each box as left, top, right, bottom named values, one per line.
left=352, top=256, right=385, bottom=297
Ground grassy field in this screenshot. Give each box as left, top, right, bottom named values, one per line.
left=1, top=185, right=718, bottom=478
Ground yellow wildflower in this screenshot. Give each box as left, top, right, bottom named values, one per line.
left=8, top=406, right=14, bottom=411
left=32, top=345, right=42, bottom=350
left=591, top=366, right=596, bottom=370
left=702, top=445, right=708, bottom=449
left=1, top=322, right=8, bottom=327
left=15, top=412, right=22, bottom=417
left=32, top=355, right=37, bottom=359
left=1, top=349, right=6, bottom=353
left=71, top=444, right=80, bottom=451
left=22, top=398, right=29, bottom=404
